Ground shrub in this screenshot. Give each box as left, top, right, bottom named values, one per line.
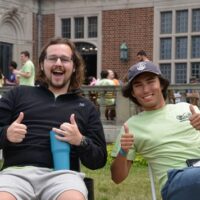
left=107, top=144, right=147, bottom=167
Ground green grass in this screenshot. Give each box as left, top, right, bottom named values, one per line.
left=0, top=149, right=162, bottom=200
left=82, top=164, right=162, bottom=200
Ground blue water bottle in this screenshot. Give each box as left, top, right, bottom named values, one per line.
left=50, top=130, right=70, bottom=170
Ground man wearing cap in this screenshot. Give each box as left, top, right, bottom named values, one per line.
left=136, top=50, right=150, bottom=62
left=111, top=61, right=200, bottom=200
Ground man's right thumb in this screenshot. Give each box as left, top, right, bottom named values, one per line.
left=15, top=112, right=24, bottom=123
left=123, top=123, right=129, bottom=134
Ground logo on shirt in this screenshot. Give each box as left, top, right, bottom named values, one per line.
left=79, top=102, right=85, bottom=107
left=176, top=112, right=191, bottom=122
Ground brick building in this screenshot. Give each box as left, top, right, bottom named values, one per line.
left=0, top=0, right=200, bottom=84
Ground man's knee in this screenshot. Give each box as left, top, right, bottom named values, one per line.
left=0, top=192, right=17, bottom=200
left=56, top=190, right=86, bottom=200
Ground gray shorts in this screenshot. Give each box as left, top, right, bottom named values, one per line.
left=0, top=166, right=88, bottom=200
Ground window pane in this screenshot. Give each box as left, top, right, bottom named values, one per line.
left=192, top=9, right=200, bottom=32
left=176, top=10, right=188, bottom=33
left=62, top=18, right=71, bottom=38
left=176, top=37, right=187, bottom=59
left=160, top=11, right=172, bottom=34
left=160, top=38, right=172, bottom=59
left=191, top=62, right=200, bottom=79
left=75, top=17, right=84, bottom=38
left=191, top=36, right=200, bottom=58
left=175, top=63, right=187, bottom=83
left=88, top=16, right=97, bottom=38
left=160, top=64, right=171, bottom=83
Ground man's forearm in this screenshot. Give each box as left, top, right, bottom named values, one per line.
left=14, top=70, right=30, bottom=78
left=111, top=155, right=132, bottom=184
left=18, top=71, right=31, bottom=78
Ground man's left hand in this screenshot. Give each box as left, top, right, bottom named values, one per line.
left=52, top=114, right=82, bottom=145
left=189, top=104, right=200, bottom=130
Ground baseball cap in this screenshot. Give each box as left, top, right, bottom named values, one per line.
left=128, top=61, right=162, bottom=83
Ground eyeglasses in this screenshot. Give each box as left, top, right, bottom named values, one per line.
left=45, top=55, right=72, bottom=65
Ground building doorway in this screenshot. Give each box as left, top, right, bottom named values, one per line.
left=75, top=42, right=97, bottom=84
left=0, top=42, right=13, bottom=79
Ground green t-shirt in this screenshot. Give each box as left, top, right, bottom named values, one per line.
left=19, top=60, right=35, bottom=86
left=96, top=79, right=115, bottom=106
left=112, top=103, right=200, bottom=190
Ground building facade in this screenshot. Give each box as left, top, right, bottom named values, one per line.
left=0, top=0, right=200, bottom=84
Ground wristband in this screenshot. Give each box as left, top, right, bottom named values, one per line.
left=119, top=148, right=128, bottom=157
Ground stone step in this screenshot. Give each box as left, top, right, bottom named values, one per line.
left=103, top=124, right=121, bottom=143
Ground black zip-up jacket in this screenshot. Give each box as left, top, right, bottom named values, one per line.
left=0, top=85, right=107, bottom=171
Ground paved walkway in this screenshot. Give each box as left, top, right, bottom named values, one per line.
left=103, top=124, right=121, bottom=143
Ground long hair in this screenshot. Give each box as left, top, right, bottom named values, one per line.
left=36, top=37, right=85, bottom=91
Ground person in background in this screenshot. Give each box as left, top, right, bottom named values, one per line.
left=0, top=37, right=107, bottom=200
left=85, top=76, right=98, bottom=107
left=107, top=69, right=114, bottom=80
left=96, top=70, right=116, bottom=120
left=107, top=69, right=120, bottom=86
left=87, top=76, right=97, bottom=86
left=13, top=51, right=35, bottom=86
left=5, top=61, right=18, bottom=86
left=113, top=71, right=121, bottom=86
left=186, top=76, right=200, bottom=106
left=136, top=50, right=150, bottom=62
left=111, top=61, right=200, bottom=200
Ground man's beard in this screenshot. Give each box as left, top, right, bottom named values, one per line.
left=48, top=77, right=70, bottom=89
left=49, top=82, right=66, bottom=89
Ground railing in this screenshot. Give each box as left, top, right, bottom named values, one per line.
left=0, top=86, right=14, bottom=98
left=168, top=84, right=200, bottom=105
left=83, top=84, right=200, bottom=125
left=81, top=85, right=133, bottom=126
left=1, top=84, right=200, bottom=126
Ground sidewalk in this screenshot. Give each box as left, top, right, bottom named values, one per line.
left=103, top=124, right=121, bottom=143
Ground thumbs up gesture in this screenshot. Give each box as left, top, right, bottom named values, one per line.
left=7, top=112, right=27, bottom=143
left=52, top=113, right=82, bottom=146
left=189, top=104, right=200, bottom=130
left=120, top=123, right=134, bottom=152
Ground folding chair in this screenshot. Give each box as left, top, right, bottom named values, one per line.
left=148, top=164, right=157, bottom=200
left=84, top=177, right=94, bottom=200
left=0, top=150, right=94, bottom=200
